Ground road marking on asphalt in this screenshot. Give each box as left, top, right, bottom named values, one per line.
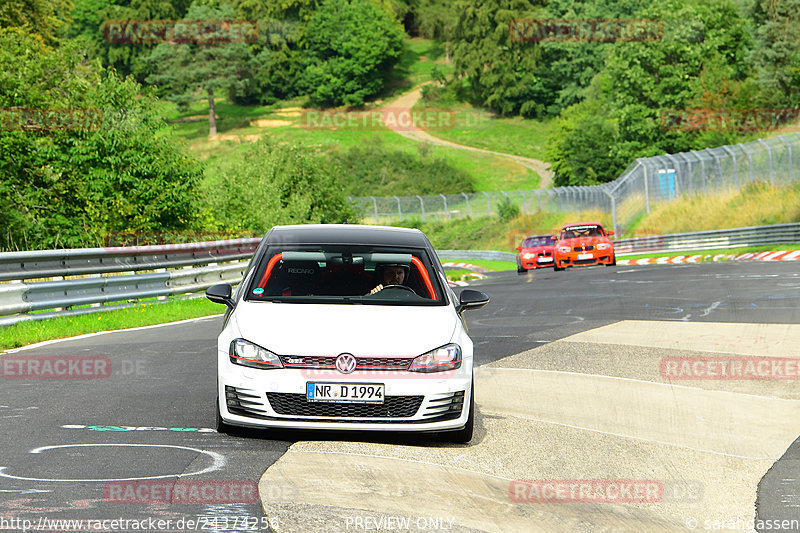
left=61, top=424, right=217, bottom=432
left=0, top=444, right=226, bottom=482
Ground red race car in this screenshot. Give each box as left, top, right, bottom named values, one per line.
left=553, top=222, right=615, bottom=271
left=516, top=234, right=557, bottom=273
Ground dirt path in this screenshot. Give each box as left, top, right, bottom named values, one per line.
left=380, top=85, right=553, bottom=188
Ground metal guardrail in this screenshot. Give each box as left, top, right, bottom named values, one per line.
left=0, top=239, right=260, bottom=282
left=1, top=223, right=798, bottom=326
left=613, top=223, right=800, bottom=255
left=437, top=250, right=518, bottom=262
left=0, top=239, right=259, bottom=326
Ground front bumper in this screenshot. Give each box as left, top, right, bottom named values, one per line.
left=555, top=252, right=613, bottom=267
left=218, top=359, right=472, bottom=432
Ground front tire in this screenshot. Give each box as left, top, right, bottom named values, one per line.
left=445, top=382, right=474, bottom=443
left=216, top=396, right=234, bottom=434
left=554, top=263, right=565, bottom=272
left=517, top=259, right=527, bottom=274
left=607, top=254, right=616, bottom=266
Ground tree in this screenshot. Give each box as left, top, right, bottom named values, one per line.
left=145, top=2, right=252, bottom=136
left=302, top=0, right=405, bottom=107
left=748, top=0, right=800, bottom=107
left=0, top=28, right=203, bottom=250
left=69, top=0, right=193, bottom=82
left=547, top=100, right=625, bottom=186
left=546, top=0, right=754, bottom=185
left=0, top=0, right=73, bottom=44
left=449, top=0, right=542, bottom=117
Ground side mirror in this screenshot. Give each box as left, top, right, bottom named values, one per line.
left=516, top=246, right=522, bottom=252
left=552, top=235, right=558, bottom=241
left=457, top=289, right=490, bottom=313
left=206, top=283, right=235, bottom=309
left=608, top=230, right=615, bottom=236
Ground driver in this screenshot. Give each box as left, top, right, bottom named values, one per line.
left=369, top=263, right=409, bottom=295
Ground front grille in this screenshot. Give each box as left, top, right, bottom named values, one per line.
left=538, top=252, right=552, bottom=257
left=573, top=246, right=594, bottom=251
left=279, top=355, right=412, bottom=371
left=266, top=393, right=423, bottom=418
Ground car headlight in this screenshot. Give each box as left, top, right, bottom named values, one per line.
left=557, top=246, right=571, bottom=253
left=229, top=339, right=283, bottom=369
left=597, top=243, right=611, bottom=250
left=408, top=344, right=462, bottom=373
left=523, top=253, right=536, bottom=259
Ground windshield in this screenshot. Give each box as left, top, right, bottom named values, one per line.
left=560, top=225, right=605, bottom=239
left=245, top=245, right=445, bottom=305
left=523, top=236, right=556, bottom=247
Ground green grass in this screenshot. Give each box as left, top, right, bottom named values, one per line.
left=399, top=207, right=612, bottom=251
left=386, top=38, right=453, bottom=95
left=0, top=297, right=224, bottom=351
left=628, top=182, right=800, bottom=236
left=166, top=96, right=539, bottom=194
left=442, top=259, right=516, bottom=271
left=445, top=269, right=476, bottom=281
left=414, top=99, right=554, bottom=163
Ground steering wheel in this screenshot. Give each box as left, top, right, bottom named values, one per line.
left=381, top=284, right=416, bottom=294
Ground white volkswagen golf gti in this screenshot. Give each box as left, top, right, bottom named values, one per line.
left=205, top=224, right=489, bottom=442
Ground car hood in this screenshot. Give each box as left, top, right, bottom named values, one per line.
left=521, top=246, right=554, bottom=254
left=232, top=302, right=459, bottom=357
left=558, top=237, right=611, bottom=247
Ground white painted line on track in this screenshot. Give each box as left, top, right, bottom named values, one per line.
left=0, top=443, right=226, bottom=482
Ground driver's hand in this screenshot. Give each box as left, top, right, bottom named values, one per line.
left=369, top=284, right=383, bottom=295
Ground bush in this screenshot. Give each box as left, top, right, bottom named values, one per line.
left=496, top=198, right=520, bottom=222
left=325, top=136, right=474, bottom=196
left=207, top=141, right=358, bottom=234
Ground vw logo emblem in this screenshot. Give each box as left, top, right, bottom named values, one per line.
left=335, top=353, right=357, bottom=374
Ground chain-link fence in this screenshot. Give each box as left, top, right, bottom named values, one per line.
left=350, top=132, right=800, bottom=236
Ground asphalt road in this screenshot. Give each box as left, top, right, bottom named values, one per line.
left=1, top=261, right=798, bottom=532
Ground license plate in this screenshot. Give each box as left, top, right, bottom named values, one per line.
left=538, top=257, right=553, bottom=262
left=577, top=253, right=593, bottom=260
left=306, top=382, right=384, bottom=403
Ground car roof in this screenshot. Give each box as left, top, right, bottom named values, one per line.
left=561, top=221, right=604, bottom=229
left=265, top=224, right=430, bottom=247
